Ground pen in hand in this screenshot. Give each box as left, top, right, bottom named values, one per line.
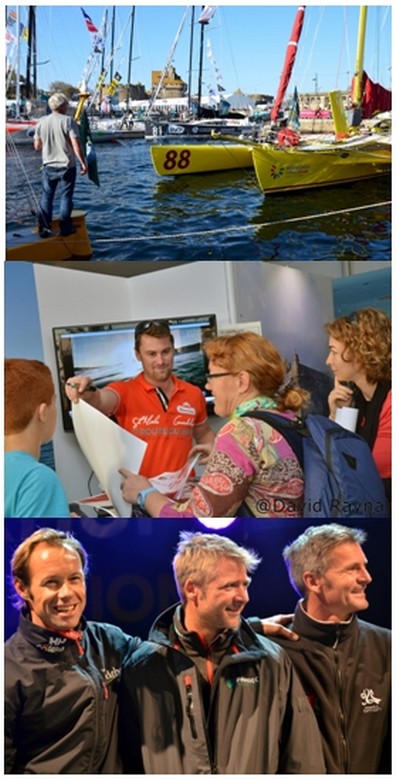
left=66, top=382, right=97, bottom=392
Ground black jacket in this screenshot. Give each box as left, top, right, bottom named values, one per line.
left=5, top=610, right=141, bottom=774
left=119, top=603, right=326, bottom=774
left=255, top=602, right=391, bottom=773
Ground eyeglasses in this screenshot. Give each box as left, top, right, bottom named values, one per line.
left=206, top=372, right=234, bottom=381
left=135, top=320, right=170, bottom=336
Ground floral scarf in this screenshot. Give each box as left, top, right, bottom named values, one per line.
left=231, top=395, right=278, bottom=419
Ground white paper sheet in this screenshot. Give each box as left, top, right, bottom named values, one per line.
left=150, top=452, right=200, bottom=499
left=72, top=400, right=147, bottom=517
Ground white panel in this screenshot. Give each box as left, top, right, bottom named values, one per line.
left=232, top=261, right=334, bottom=371
left=34, top=264, right=132, bottom=503
left=125, top=260, right=235, bottom=327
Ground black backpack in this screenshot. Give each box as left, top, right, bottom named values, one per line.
left=241, top=410, right=388, bottom=518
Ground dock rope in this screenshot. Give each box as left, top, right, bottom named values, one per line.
left=91, top=200, right=391, bottom=245
left=6, top=133, right=41, bottom=218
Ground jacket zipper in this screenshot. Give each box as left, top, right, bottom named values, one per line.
left=184, top=674, right=198, bottom=739
left=333, top=629, right=348, bottom=772
left=78, top=660, right=106, bottom=773
left=174, top=641, right=244, bottom=771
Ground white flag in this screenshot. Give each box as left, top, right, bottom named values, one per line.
left=198, top=6, right=217, bottom=24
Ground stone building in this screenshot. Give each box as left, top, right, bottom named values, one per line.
left=151, top=66, right=187, bottom=99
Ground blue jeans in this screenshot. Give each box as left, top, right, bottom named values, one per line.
left=38, top=165, right=76, bottom=235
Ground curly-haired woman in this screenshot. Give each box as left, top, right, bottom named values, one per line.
left=325, top=308, right=391, bottom=500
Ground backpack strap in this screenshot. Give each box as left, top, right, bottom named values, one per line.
left=241, top=410, right=305, bottom=467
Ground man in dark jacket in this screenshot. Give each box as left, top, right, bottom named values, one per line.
left=5, top=528, right=141, bottom=774
left=260, top=523, right=391, bottom=774
left=119, top=531, right=326, bottom=774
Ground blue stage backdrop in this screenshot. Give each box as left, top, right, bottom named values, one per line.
left=4, top=518, right=391, bottom=641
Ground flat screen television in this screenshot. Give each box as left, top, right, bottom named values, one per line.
left=52, top=314, right=218, bottom=431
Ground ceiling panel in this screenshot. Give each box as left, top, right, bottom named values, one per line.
left=32, top=260, right=192, bottom=277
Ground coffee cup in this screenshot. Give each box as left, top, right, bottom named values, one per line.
left=335, top=406, right=359, bottom=433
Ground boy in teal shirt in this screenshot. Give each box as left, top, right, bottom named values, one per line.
left=5, top=359, right=69, bottom=517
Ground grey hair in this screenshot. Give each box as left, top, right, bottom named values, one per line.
left=172, top=531, right=261, bottom=601
left=282, top=523, right=367, bottom=597
left=48, top=92, right=69, bottom=111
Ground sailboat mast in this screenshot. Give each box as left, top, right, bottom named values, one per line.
left=352, top=6, right=368, bottom=106
left=32, top=7, right=37, bottom=98
left=15, top=6, right=21, bottom=117
left=126, top=6, right=135, bottom=111
left=26, top=6, right=37, bottom=99
left=197, top=20, right=206, bottom=119
left=270, top=5, right=305, bottom=123
left=187, top=7, right=195, bottom=114
left=110, top=6, right=116, bottom=84
left=101, top=9, right=108, bottom=75
left=149, top=8, right=189, bottom=113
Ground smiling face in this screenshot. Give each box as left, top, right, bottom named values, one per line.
left=305, top=541, right=372, bottom=622
left=15, top=543, right=86, bottom=631
left=184, top=557, right=251, bottom=643
left=135, top=334, right=174, bottom=386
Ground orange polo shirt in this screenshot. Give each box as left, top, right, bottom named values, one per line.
left=107, top=372, right=208, bottom=478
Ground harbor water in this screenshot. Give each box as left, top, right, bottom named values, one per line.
left=6, top=139, right=391, bottom=262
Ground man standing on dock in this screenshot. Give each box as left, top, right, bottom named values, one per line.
left=33, top=92, right=87, bottom=238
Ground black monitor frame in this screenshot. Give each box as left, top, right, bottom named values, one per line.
left=52, top=314, right=218, bottom=431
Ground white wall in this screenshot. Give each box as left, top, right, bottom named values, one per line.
left=272, top=260, right=391, bottom=278
left=232, top=261, right=333, bottom=370
left=125, top=261, right=237, bottom=325
left=34, top=264, right=134, bottom=502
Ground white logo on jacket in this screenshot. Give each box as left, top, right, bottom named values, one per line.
left=35, top=637, right=67, bottom=654
left=102, top=666, right=121, bottom=683
left=360, top=688, right=382, bottom=712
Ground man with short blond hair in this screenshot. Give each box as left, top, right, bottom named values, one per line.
left=119, top=531, right=325, bottom=774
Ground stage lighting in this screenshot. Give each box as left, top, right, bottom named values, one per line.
left=197, top=518, right=237, bottom=530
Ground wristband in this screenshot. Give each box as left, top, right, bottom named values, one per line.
left=137, top=487, right=157, bottom=510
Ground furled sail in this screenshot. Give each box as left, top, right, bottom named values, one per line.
left=270, top=5, right=306, bottom=122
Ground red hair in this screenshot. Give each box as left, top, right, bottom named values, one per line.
left=204, top=332, right=309, bottom=412
left=5, top=359, right=54, bottom=435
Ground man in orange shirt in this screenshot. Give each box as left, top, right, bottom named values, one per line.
left=65, top=320, right=215, bottom=484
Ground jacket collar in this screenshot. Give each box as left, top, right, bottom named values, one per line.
left=172, top=604, right=239, bottom=655
left=292, top=600, right=359, bottom=646
left=149, top=602, right=257, bottom=653
left=18, top=607, right=86, bottom=656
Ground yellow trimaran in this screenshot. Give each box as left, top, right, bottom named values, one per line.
left=150, top=6, right=391, bottom=194
left=150, top=142, right=253, bottom=176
